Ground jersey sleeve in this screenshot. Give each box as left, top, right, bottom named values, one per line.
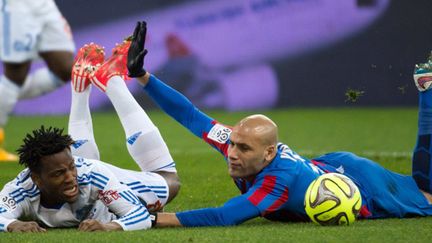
left=143, top=74, right=231, bottom=156
left=89, top=163, right=151, bottom=231
left=175, top=194, right=261, bottom=226
left=0, top=178, right=29, bottom=232
left=175, top=174, right=290, bottom=226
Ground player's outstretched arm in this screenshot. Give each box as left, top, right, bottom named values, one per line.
left=127, top=21, right=216, bottom=139
left=153, top=195, right=261, bottom=227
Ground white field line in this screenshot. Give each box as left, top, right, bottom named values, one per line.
left=169, top=148, right=413, bottom=158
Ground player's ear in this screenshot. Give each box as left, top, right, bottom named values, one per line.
left=264, top=144, right=276, bottom=162
left=31, top=172, right=42, bottom=188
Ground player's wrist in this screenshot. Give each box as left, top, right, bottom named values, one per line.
left=150, top=212, right=158, bottom=227
left=136, top=72, right=151, bottom=86
left=104, top=221, right=124, bottom=231
left=128, top=68, right=147, bottom=78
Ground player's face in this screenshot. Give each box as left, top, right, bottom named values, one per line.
left=32, top=148, right=79, bottom=206
left=227, top=129, right=270, bottom=180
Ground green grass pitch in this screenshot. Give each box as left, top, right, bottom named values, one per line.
left=1, top=108, right=432, bottom=242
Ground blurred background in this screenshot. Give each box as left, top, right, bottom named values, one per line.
left=3, top=0, right=432, bottom=114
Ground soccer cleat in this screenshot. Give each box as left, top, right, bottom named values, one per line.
left=414, top=51, right=432, bottom=92
left=71, top=43, right=105, bottom=92
left=90, top=39, right=132, bottom=92
left=0, top=128, right=18, bottom=162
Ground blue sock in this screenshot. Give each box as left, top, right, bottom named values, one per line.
left=413, top=90, right=432, bottom=192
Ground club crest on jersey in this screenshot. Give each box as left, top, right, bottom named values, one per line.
left=98, top=190, right=120, bottom=205
left=72, top=139, right=89, bottom=149
left=1, top=195, right=17, bottom=211
left=127, top=131, right=142, bottom=145
left=208, top=124, right=232, bottom=144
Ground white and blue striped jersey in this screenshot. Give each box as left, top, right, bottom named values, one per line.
left=0, top=156, right=169, bottom=232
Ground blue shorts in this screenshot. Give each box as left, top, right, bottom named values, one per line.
left=313, top=152, right=432, bottom=219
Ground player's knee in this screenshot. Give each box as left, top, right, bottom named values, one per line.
left=51, top=63, right=72, bottom=82
left=3, top=62, right=32, bottom=84
left=158, top=171, right=181, bottom=203
left=41, top=51, right=74, bottom=82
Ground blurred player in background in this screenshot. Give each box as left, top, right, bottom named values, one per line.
left=0, top=40, right=179, bottom=232
left=126, top=21, right=432, bottom=227
left=0, top=0, right=75, bottom=161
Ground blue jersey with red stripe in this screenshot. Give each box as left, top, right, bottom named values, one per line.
left=143, top=74, right=432, bottom=226
left=144, top=75, right=327, bottom=226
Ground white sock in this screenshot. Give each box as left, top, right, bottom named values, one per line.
left=0, top=75, right=20, bottom=126
left=68, top=86, right=100, bottom=160
left=105, top=76, right=176, bottom=172
left=19, top=68, right=64, bottom=100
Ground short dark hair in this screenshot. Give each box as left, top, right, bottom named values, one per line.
left=17, top=126, right=74, bottom=173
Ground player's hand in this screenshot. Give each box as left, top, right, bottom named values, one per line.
left=7, top=220, right=46, bottom=233
left=127, top=21, right=148, bottom=78
left=78, top=219, right=122, bottom=232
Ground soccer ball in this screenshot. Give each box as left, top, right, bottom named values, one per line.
left=304, top=173, right=362, bottom=226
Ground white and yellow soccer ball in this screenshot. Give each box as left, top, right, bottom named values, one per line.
left=304, top=173, right=362, bottom=226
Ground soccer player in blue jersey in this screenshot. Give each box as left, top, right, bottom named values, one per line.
left=125, top=21, right=432, bottom=227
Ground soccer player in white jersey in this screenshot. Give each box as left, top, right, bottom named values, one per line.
left=0, top=38, right=180, bottom=232
left=0, top=0, right=75, bottom=161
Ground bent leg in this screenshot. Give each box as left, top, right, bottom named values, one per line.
left=18, top=51, right=73, bottom=99
left=0, top=62, right=30, bottom=161
left=104, top=76, right=176, bottom=173
left=39, top=51, right=73, bottom=82
left=0, top=62, right=29, bottom=126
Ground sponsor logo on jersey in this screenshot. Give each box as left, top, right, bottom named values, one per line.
left=72, top=139, right=89, bottom=149
left=208, top=124, right=232, bottom=144
left=1, top=195, right=17, bottom=211
left=98, top=190, right=120, bottom=205
left=127, top=131, right=143, bottom=145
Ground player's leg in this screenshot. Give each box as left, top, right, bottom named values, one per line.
left=0, top=0, right=33, bottom=160
left=0, top=62, right=31, bottom=161
left=68, top=85, right=100, bottom=160
left=91, top=41, right=176, bottom=174
left=18, top=53, right=72, bottom=100
left=412, top=52, right=432, bottom=193
left=19, top=0, right=75, bottom=99
left=68, top=44, right=105, bottom=160
left=90, top=40, right=180, bottom=202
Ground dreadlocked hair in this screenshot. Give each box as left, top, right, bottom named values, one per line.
left=17, top=126, right=74, bottom=173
